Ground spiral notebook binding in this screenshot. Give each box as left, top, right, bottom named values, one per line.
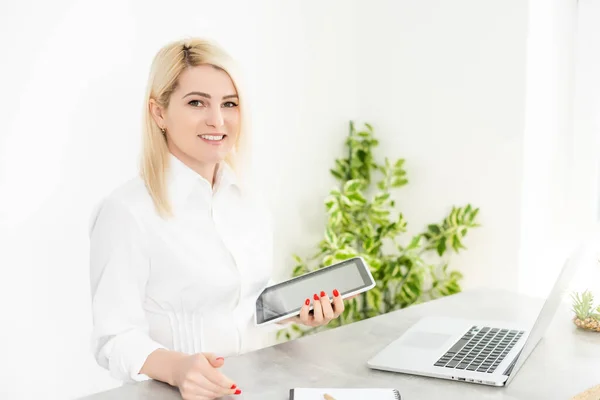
left=393, top=389, right=401, bottom=399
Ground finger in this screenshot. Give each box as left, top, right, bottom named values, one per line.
left=332, top=288, right=344, bottom=317
left=203, top=352, right=225, bottom=368
left=202, top=365, right=237, bottom=391
left=184, top=384, right=226, bottom=399
left=197, top=374, right=238, bottom=397
left=319, top=291, right=335, bottom=322
left=189, top=355, right=234, bottom=391
left=179, top=379, right=217, bottom=400
left=299, top=297, right=311, bottom=325
left=312, top=293, right=323, bottom=325
left=186, top=385, right=220, bottom=399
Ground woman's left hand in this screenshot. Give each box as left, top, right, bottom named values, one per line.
left=281, top=289, right=345, bottom=327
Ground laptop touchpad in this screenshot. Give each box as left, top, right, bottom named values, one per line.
left=401, top=331, right=452, bottom=349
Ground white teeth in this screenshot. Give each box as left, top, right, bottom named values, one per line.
left=199, top=134, right=224, bottom=141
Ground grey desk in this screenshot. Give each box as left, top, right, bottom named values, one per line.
left=82, top=289, right=600, bottom=400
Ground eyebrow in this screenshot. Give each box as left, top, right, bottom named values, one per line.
left=182, top=91, right=239, bottom=100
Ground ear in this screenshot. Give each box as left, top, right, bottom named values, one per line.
left=149, top=98, right=167, bottom=130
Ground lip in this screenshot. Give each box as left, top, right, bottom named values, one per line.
left=197, top=133, right=227, bottom=145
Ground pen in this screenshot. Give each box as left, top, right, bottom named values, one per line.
left=323, top=394, right=336, bottom=400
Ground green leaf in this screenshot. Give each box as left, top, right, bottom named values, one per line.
left=356, top=149, right=367, bottom=162
left=365, top=122, right=373, bottom=131
left=407, top=235, right=421, bottom=250
left=338, top=233, right=355, bottom=246
left=391, top=178, right=408, bottom=187
left=322, top=255, right=334, bottom=266
left=371, top=207, right=390, bottom=216
left=366, top=240, right=382, bottom=255
left=335, top=248, right=358, bottom=259
left=292, top=265, right=305, bottom=276
left=436, top=239, right=447, bottom=256
left=340, top=195, right=353, bottom=208
left=332, top=210, right=343, bottom=226
left=452, top=235, right=465, bottom=251
left=428, top=224, right=441, bottom=235
left=394, top=159, right=405, bottom=168
left=325, top=227, right=337, bottom=246
left=469, top=208, right=479, bottom=223
left=343, top=179, right=362, bottom=194
left=347, top=192, right=367, bottom=204
left=325, top=196, right=337, bottom=211
left=330, top=169, right=344, bottom=180
left=374, top=192, right=391, bottom=204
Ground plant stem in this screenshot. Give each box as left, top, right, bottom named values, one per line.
left=347, top=121, right=354, bottom=181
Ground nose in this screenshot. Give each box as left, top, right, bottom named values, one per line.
left=205, top=106, right=224, bottom=128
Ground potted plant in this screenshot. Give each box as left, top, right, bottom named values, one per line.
left=277, top=121, right=481, bottom=341
left=571, top=289, right=600, bottom=332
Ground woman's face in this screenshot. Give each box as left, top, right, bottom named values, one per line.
left=152, top=64, right=240, bottom=167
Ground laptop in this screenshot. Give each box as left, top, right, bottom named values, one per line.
left=366, top=253, right=580, bottom=387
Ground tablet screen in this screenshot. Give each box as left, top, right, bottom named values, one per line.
left=256, top=257, right=373, bottom=324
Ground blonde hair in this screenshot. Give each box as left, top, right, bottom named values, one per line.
left=140, top=37, right=251, bottom=218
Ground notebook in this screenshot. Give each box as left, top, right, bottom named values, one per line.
left=289, top=388, right=401, bottom=400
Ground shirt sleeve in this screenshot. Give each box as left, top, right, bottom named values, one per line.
left=88, top=197, right=166, bottom=382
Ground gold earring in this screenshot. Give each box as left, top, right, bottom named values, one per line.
left=161, top=128, right=166, bottom=134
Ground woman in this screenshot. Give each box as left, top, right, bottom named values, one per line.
left=88, top=38, right=347, bottom=400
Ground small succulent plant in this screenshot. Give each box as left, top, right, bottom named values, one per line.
left=571, top=290, right=600, bottom=332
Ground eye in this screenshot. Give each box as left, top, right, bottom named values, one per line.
left=188, top=100, right=205, bottom=107
left=222, top=101, right=238, bottom=108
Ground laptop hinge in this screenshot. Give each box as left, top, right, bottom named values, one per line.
left=503, top=349, right=522, bottom=376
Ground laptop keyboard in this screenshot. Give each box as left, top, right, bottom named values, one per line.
left=433, top=326, right=524, bottom=374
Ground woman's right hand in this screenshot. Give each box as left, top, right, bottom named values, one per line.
left=171, top=352, right=241, bottom=399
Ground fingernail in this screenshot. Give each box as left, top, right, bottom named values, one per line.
left=231, top=384, right=237, bottom=389
left=313, top=294, right=319, bottom=301
left=235, top=389, right=242, bottom=395
left=333, top=289, right=339, bottom=297
left=320, top=291, right=326, bottom=297
left=305, top=298, right=310, bottom=306
left=216, top=357, right=224, bottom=361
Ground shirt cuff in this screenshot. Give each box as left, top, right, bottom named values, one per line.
left=107, top=330, right=167, bottom=382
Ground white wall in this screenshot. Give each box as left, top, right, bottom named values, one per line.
left=518, top=0, right=578, bottom=297
left=354, top=0, right=529, bottom=292
left=566, top=0, right=600, bottom=294
left=248, top=0, right=360, bottom=283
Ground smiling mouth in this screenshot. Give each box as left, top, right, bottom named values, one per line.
left=198, top=134, right=226, bottom=142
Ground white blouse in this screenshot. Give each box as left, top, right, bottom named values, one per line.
left=89, top=154, right=279, bottom=382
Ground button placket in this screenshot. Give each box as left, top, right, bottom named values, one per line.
left=210, top=189, right=244, bottom=354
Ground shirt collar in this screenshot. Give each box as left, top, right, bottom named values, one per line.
left=167, top=153, right=239, bottom=205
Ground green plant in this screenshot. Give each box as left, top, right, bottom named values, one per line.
left=571, top=290, right=600, bottom=332
left=571, top=290, right=600, bottom=320
left=277, top=121, right=481, bottom=341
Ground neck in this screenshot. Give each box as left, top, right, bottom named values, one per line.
left=168, top=146, right=217, bottom=186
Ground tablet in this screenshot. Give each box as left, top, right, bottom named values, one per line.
left=255, top=256, right=376, bottom=325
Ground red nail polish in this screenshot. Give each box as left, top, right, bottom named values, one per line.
left=313, top=294, right=319, bottom=301
left=320, top=291, right=326, bottom=297
left=235, top=389, right=242, bottom=395
left=305, top=298, right=310, bottom=306
left=231, top=384, right=237, bottom=389
left=333, top=289, right=339, bottom=297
